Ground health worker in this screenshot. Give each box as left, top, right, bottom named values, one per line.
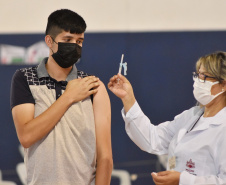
left=108, top=51, right=226, bottom=185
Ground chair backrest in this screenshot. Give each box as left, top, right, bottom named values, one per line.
left=16, top=163, right=27, bottom=185
left=0, top=169, right=17, bottom=185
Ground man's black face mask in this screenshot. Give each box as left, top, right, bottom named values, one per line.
left=51, top=42, right=82, bottom=68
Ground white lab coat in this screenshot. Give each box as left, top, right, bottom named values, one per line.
left=122, top=101, right=226, bottom=185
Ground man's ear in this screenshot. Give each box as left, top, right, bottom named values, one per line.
left=45, top=35, right=53, bottom=48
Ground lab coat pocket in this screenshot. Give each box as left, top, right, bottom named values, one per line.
left=180, top=154, right=207, bottom=176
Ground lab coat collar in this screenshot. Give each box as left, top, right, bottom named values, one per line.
left=191, top=106, right=226, bottom=132
left=176, top=107, right=204, bottom=144
left=176, top=106, right=226, bottom=145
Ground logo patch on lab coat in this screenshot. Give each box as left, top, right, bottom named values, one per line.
left=186, top=159, right=196, bottom=175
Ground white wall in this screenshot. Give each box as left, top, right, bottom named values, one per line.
left=1, top=0, right=226, bottom=33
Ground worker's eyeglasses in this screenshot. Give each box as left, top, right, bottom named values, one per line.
left=192, top=72, right=219, bottom=83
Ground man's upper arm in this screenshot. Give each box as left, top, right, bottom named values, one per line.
left=11, top=69, right=36, bottom=143
left=10, top=69, right=35, bottom=109
left=93, top=81, right=112, bottom=158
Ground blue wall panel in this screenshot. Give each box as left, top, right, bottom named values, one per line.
left=1, top=31, right=226, bottom=184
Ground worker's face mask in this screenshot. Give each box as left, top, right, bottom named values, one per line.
left=51, top=42, right=82, bottom=68
left=193, top=77, right=224, bottom=105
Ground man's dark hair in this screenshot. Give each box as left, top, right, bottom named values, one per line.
left=45, top=9, right=86, bottom=38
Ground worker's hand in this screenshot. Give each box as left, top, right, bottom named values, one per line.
left=108, top=74, right=133, bottom=99
left=151, top=171, right=180, bottom=185
left=108, top=74, right=136, bottom=113
left=65, top=76, right=100, bottom=103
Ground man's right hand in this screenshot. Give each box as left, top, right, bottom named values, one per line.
left=65, top=76, right=100, bottom=103
left=12, top=75, right=100, bottom=148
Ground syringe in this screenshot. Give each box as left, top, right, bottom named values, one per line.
left=118, top=54, right=124, bottom=74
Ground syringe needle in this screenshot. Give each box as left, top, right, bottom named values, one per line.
left=118, top=54, right=124, bottom=74
left=120, top=54, right=124, bottom=64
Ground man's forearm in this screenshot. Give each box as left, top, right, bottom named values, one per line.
left=95, top=158, right=113, bottom=185
left=13, top=92, right=73, bottom=148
